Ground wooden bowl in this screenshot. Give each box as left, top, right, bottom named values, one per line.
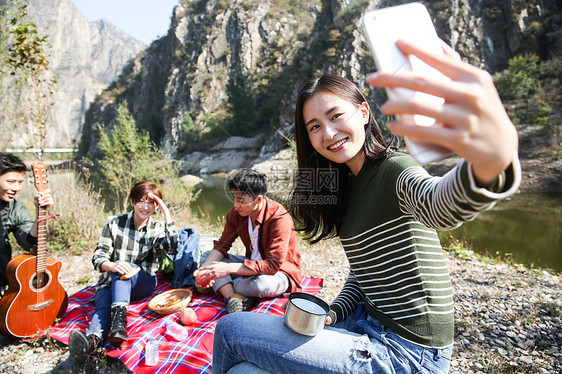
left=148, top=289, right=192, bottom=315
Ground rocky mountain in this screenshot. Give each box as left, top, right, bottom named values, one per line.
left=78, top=0, right=561, bottom=176
left=3, top=0, right=146, bottom=147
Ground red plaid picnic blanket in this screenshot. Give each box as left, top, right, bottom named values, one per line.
left=46, top=275, right=323, bottom=373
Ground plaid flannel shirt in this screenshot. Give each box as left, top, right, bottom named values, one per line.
left=92, top=211, right=178, bottom=290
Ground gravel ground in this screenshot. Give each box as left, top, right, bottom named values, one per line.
left=0, top=240, right=560, bottom=374
left=303, top=241, right=562, bottom=374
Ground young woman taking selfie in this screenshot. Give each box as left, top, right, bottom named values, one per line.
left=212, top=39, right=521, bottom=374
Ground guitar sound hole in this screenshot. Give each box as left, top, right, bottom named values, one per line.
left=32, top=272, right=51, bottom=290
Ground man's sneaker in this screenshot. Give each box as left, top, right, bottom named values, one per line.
left=226, top=293, right=256, bottom=314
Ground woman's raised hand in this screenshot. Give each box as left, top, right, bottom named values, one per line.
left=148, top=192, right=173, bottom=223
left=366, top=38, right=518, bottom=187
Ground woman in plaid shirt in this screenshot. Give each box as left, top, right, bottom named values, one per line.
left=69, top=181, right=178, bottom=361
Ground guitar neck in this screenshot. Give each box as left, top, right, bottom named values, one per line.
left=31, top=161, right=49, bottom=279
left=36, top=206, right=47, bottom=274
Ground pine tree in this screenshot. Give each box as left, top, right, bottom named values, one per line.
left=226, top=66, right=257, bottom=137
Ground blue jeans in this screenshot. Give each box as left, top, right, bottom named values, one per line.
left=213, top=303, right=452, bottom=374
left=87, top=262, right=157, bottom=340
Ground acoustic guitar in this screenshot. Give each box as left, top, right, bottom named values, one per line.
left=0, top=162, right=68, bottom=338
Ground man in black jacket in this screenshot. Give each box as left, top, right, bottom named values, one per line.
left=0, top=152, right=54, bottom=295
left=0, top=153, right=54, bottom=346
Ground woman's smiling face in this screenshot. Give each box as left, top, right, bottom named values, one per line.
left=133, top=195, right=156, bottom=223
left=303, top=91, right=370, bottom=175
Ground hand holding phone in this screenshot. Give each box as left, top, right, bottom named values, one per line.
left=362, top=2, right=451, bottom=164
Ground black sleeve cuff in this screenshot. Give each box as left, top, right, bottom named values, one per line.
left=26, top=233, right=38, bottom=246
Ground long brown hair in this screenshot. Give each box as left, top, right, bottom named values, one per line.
left=291, top=74, right=390, bottom=243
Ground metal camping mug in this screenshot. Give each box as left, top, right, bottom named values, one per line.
left=284, top=292, right=329, bottom=336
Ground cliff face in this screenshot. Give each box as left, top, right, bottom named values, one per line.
left=79, top=0, right=324, bottom=159
left=78, top=0, right=561, bottom=174
left=22, top=0, right=146, bottom=147
left=429, top=0, right=561, bottom=69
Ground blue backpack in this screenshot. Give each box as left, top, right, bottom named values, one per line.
left=169, top=227, right=202, bottom=288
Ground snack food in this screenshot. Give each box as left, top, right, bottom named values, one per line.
left=157, top=294, right=182, bottom=308
left=120, top=266, right=141, bottom=280
left=148, top=289, right=192, bottom=315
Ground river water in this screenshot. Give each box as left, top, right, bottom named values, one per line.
left=442, top=193, right=562, bottom=273
left=191, top=178, right=562, bottom=273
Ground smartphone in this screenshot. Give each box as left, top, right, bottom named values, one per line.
left=362, top=2, right=451, bottom=164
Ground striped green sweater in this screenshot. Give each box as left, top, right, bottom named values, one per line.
left=331, top=152, right=520, bottom=348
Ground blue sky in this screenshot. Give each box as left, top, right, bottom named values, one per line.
left=71, top=0, right=179, bottom=45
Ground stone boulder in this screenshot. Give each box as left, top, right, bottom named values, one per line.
left=180, top=135, right=265, bottom=176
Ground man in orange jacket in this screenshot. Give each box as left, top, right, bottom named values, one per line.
left=194, top=169, right=302, bottom=313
